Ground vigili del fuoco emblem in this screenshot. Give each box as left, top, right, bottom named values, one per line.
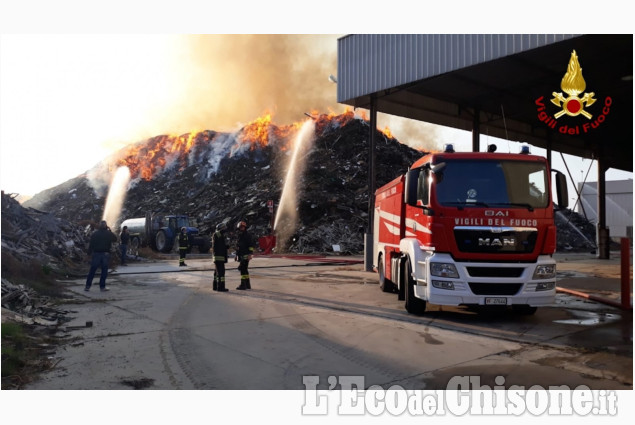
left=550, top=50, right=596, bottom=119
left=535, top=49, right=611, bottom=134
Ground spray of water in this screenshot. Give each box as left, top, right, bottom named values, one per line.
left=274, top=119, right=316, bottom=250
left=102, top=166, right=131, bottom=229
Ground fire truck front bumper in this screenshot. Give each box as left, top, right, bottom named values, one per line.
left=415, top=254, right=557, bottom=307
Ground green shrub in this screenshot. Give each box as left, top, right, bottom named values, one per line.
left=1, top=323, right=27, bottom=378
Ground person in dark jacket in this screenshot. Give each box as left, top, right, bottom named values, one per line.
left=119, top=225, right=130, bottom=266
left=235, top=220, right=255, bottom=290
left=85, top=220, right=118, bottom=292
left=212, top=222, right=229, bottom=292
left=178, top=227, right=189, bottom=267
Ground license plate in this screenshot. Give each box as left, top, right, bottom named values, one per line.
left=485, top=297, right=507, bottom=305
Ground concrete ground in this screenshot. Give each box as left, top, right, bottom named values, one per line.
left=13, top=249, right=631, bottom=424
left=24, top=249, right=632, bottom=389
left=554, top=251, right=632, bottom=307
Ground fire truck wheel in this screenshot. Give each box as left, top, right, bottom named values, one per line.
left=512, top=305, right=538, bottom=315
left=405, top=259, right=426, bottom=315
left=378, top=255, right=394, bottom=293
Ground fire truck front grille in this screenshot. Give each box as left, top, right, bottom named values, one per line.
left=468, top=282, right=523, bottom=295
left=454, top=228, right=537, bottom=253
left=466, top=267, right=524, bottom=278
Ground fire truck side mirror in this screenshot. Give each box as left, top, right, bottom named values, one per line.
left=417, top=170, right=429, bottom=205
left=554, top=171, right=569, bottom=209
left=404, top=168, right=421, bottom=207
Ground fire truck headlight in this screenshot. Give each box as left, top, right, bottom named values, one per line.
left=430, top=263, right=459, bottom=278
left=535, top=282, right=556, bottom=291
left=533, top=264, right=556, bottom=280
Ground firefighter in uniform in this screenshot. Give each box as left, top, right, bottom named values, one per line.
left=212, top=222, right=229, bottom=292
left=235, top=220, right=255, bottom=290
left=178, top=227, right=188, bottom=267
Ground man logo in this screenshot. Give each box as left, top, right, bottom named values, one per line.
left=479, top=237, right=516, bottom=247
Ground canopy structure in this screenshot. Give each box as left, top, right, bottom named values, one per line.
left=337, top=34, right=633, bottom=260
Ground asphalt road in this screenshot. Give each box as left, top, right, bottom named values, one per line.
left=26, top=255, right=632, bottom=392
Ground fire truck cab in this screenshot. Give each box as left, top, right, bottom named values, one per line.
left=374, top=144, right=568, bottom=315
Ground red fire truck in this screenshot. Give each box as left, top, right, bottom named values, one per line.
left=374, top=144, right=569, bottom=315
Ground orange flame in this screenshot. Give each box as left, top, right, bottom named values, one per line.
left=111, top=108, right=397, bottom=181
left=115, top=132, right=204, bottom=180
left=239, top=114, right=273, bottom=149
left=238, top=113, right=302, bottom=150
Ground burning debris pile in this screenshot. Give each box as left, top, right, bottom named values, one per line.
left=25, top=112, right=423, bottom=254
left=21, top=111, right=599, bottom=255
left=2, top=191, right=90, bottom=272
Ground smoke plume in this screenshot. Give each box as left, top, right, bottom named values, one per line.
left=148, top=35, right=340, bottom=134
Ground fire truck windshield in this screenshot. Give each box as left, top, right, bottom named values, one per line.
left=434, top=159, right=549, bottom=209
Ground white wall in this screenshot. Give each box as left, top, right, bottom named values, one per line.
left=577, top=180, right=633, bottom=238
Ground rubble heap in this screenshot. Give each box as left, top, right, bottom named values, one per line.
left=1, top=278, right=72, bottom=326
left=1, top=191, right=82, bottom=331
left=2, top=191, right=89, bottom=271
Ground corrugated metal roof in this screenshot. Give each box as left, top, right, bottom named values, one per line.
left=337, top=34, right=578, bottom=103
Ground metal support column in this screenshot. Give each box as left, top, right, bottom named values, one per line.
left=364, top=97, right=377, bottom=272
left=472, top=109, right=480, bottom=152
left=597, top=157, right=610, bottom=259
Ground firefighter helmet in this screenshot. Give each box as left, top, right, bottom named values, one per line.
left=237, top=220, right=247, bottom=229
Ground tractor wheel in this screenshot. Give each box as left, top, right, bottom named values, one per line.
left=199, top=239, right=211, bottom=254
left=128, top=237, right=140, bottom=258
left=155, top=230, right=173, bottom=253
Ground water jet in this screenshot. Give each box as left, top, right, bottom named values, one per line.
left=274, top=119, right=316, bottom=251
left=102, top=166, right=131, bottom=229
